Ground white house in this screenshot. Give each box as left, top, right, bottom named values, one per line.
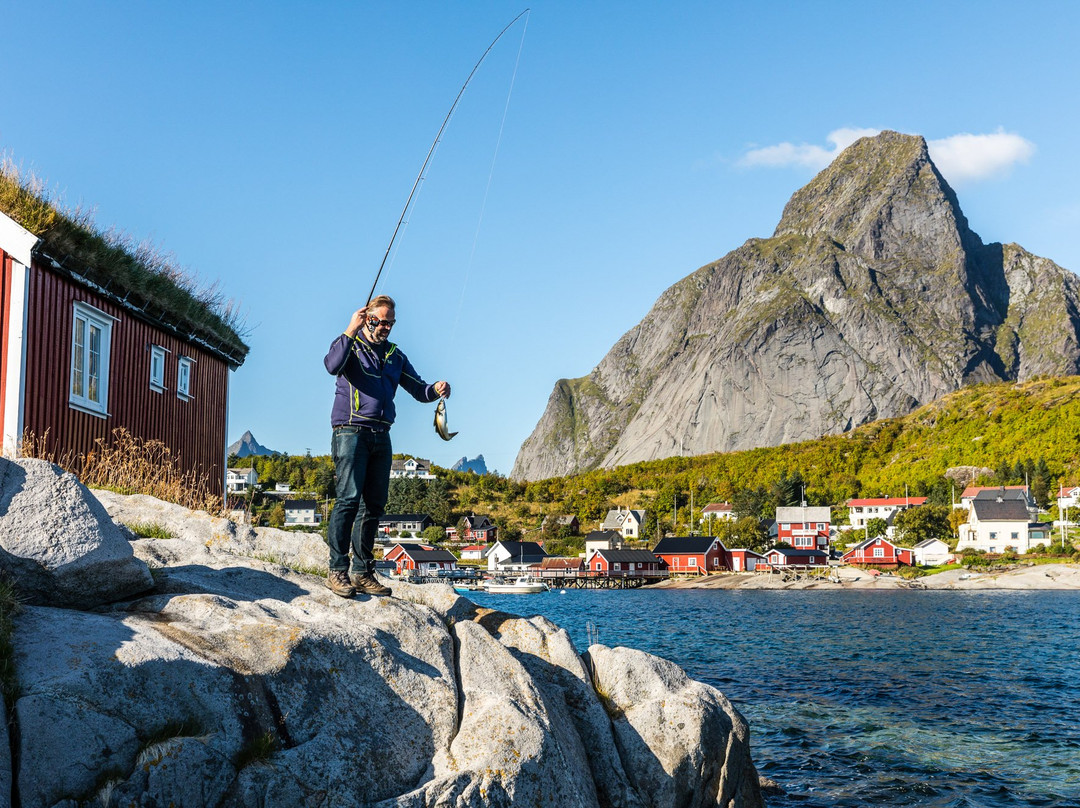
left=700, top=503, right=736, bottom=533
left=390, top=457, right=436, bottom=480
left=485, top=540, right=548, bottom=571
left=584, top=530, right=623, bottom=557
left=958, top=486, right=1032, bottom=513
left=956, top=496, right=1051, bottom=554
left=912, top=538, right=953, bottom=566
left=846, top=496, right=927, bottom=536
left=602, top=507, right=646, bottom=539
left=284, top=499, right=321, bottom=527
left=226, top=467, right=258, bottom=494
left=459, top=544, right=487, bottom=561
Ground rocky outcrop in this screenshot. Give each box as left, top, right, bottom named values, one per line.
left=0, top=474, right=764, bottom=808
left=512, top=131, right=1080, bottom=480
left=0, top=458, right=153, bottom=608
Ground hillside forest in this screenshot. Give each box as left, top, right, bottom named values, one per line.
left=230, top=377, right=1080, bottom=554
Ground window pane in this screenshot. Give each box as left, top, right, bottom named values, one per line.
left=88, top=323, right=102, bottom=403
left=72, top=317, right=86, bottom=397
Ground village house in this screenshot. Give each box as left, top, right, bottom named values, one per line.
left=384, top=543, right=458, bottom=576
left=584, top=529, right=624, bottom=556
left=538, top=556, right=584, bottom=579
left=775, top=505, right=831, bottom=553
left=485, top=540, right=548, bottom=571
left=602, top=507, right=646, bottom=539
left=226, top=467, right=258, bottom=494
left=842, top=536, right=914, bottom=568
left=700, top=502, right=736, bottom=532
left=459, top=514, right=498, bottom=543
left=389, top=457, right=436, bottom=480
left=763, top=546, right=829, bottom=568
left=846, top=496, right=927, bottom=536
left=912, top=538, right=953, bottom=567
left=585, top=548, right=664, bottom=578
left=652, top=535, right=725, bottom=575
left=378, top=514, right=434, bottom=536
left=283, top=499, right=321, bottom=527
left=725, top=548, right=767, bottom=572
left=458, top=544, right=487, bottom=562
left=0, top=205, right=248, bottom=498
left=958, top=485, right=1033, bottom=513
left=956, top=496, right=1052, bottom=554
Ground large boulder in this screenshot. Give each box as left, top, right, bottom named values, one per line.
left=0, top=458, right=152, bottom=608
left=9, top=490, right=765, bottom=808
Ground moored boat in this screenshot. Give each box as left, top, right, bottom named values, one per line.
left=482, top=576, right=549, bottom=594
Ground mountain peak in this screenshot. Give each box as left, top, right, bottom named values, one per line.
left=227, top=431, right=276, bottom=459
left=774, top=130, right=976, bottom=261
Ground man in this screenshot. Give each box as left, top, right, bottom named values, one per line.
left=323, top=295, right=450, bottom=597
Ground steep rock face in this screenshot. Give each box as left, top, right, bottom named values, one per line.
left=512, top=131, right=1080, bottom=480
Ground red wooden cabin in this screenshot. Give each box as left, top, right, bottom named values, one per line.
left=1, top=210, right=246, bottom=498
left=842, top=537, right=914, bottom=568
left=652, top=536, right=725, bottom=574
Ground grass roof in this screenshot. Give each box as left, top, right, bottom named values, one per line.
left=0, top=158, right=248, bottom=366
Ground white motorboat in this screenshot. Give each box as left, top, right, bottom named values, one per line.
left=482, top=576, right=549, bottom=594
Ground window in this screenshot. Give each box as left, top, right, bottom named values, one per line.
left=989, top=532, right=998, bottom=539
left=1010, top=532, right=1019, bottom=540
left=873, top=547, right=885, bottom=558
left=689, top=558, right=697, bottom=566
left=795, top=536, right=812, bottom=548
left=177, top=356, right=194, bottom=400
left=70, top=302, right=115, bottom=416
left=149, top=345, right=167, bottom=392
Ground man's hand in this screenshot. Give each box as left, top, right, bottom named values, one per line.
left=434, top=381, right=451, bottom=399
left=345, top=308, right=366, bottom=338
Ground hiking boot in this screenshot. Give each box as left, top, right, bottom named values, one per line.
left=351, top=572, right=391, bottom=596
left=326, top=570, right=355, bottom=598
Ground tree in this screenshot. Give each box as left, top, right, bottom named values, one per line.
left=892, top=505, right=950, bottom=546
left=422, top=525, right=446, bottom=543
left=717, top=516, right=768, bottom=552
left=865, top=518, right=888, bottom=540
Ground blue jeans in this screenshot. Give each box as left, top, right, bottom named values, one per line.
left=327, top=427, right=393, bottom=574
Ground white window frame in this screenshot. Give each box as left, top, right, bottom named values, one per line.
left=69, top=301, right=116, bottom=417
left=177, top=355, right=194, bottom=401
left=149, top=344, right=168, bottom=392
left=873, top=547, right=885, bottom=558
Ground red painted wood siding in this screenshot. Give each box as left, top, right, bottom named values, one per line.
left=21, top=261, right=230, bottom=497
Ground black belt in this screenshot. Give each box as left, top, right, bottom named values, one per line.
left=334, top=424, right=389, bottom=433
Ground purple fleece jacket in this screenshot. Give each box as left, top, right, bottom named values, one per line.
left=323, top=333, right=437, bottom=429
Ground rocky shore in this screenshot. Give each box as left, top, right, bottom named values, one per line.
left=653, top=563, right=1080, bottom=591
left=0, top=457, right=765, bottom=808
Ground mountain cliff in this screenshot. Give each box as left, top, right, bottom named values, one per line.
left=512, top=131, right=1080, bottom=481
left=228, top=430, right=277, bottom=458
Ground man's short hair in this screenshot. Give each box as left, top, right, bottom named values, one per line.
left=367, top=294, right=396, bottom=311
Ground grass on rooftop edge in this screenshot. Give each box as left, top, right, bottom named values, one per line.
left=0, top=157, right=249, bottom=361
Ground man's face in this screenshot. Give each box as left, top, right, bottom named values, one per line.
left=366, top=305, right=396, bottom=344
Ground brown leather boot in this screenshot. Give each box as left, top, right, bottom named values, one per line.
left=326, top=569, right=355, bottom=598
left=351, top=572, right=391, bottom=596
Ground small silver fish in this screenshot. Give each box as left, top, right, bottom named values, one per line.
left=434, top=398, right=458, bottom=441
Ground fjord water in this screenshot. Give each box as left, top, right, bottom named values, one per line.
left=468, top=588, right=1080, bottom=807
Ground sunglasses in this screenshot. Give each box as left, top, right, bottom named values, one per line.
left=368, top=317, right=396, bottom=328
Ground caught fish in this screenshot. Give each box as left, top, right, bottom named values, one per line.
left=434, top=398, right=458, bottom=441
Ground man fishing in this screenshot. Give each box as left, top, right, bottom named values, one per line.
left=323, top=294, right=451, bottom=597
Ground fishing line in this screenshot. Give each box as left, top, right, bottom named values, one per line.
left=365, top=8, right=531, bottom=306
left=449, top=10, right=530, bottom=341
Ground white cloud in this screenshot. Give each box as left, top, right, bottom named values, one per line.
left=739, top=127, right=1035, bottom=186
left=739, top=128, right=881, bottom=170
left=926, top=130, right=1036, bottom=184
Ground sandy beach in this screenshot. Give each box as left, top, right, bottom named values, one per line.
left=651, top=563, right=1080, bottom=591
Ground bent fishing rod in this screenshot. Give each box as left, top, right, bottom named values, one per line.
left=365, top=8, right=531, bottom=307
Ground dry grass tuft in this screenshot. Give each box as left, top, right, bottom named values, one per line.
left=20, top=427, right=221, bottom=514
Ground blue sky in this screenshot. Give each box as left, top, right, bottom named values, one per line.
left=3, top=1, right=1077, bottom=476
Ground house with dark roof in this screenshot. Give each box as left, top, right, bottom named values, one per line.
left=601, top=507, right=646, bottom=538
left=842, top=536, right=914, bottom=568
left=284, top=499, right=320, bottom=527
left=543, top=514, right=580, bottom=535
left=652, top=536, right=724, bottom=575
left=379, top=514, right=434, bottom=535
left=460, top=514, right=498, bottom=543
left=763, top=546, right=829, bottom=568
left=389, top=457, right=436, bottom=480
left=384, top=543, right=458, bottom=576
left=485, top=540, right=547, bottom=571
left=1, top=190, right=248, bottom=498
left=585, top=548, right=664, bottom=578
left=956, top=496, right=1051, bottom=554
left=584, top=530, right=623, bottom=556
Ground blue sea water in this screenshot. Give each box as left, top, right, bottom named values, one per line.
left=465, top=588, right=1080, bottom=807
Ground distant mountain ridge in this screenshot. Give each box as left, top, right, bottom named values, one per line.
left=227, top=430, right=277, bottom=458
left=451, top=455, right=488, bottom=474
left=512, top=131, right=1080, bottom=481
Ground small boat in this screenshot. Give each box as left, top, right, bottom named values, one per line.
left=482, top=576, right=549, bottom=594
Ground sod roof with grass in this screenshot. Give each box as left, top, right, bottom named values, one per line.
left=0, top=160, right=248, bottom=366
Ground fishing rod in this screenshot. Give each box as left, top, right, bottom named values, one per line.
left=365, top=8, right=531, bottom=306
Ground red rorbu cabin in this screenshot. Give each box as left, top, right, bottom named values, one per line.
left=842, top=537, right=914, bottom=569
left=1, top=201, right=247, bottom=499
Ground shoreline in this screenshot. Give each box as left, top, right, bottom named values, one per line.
left=647, top=563, right=1080, bottom=591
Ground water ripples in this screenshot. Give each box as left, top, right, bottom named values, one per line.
left=469, top=588, right=1080, bottom=807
